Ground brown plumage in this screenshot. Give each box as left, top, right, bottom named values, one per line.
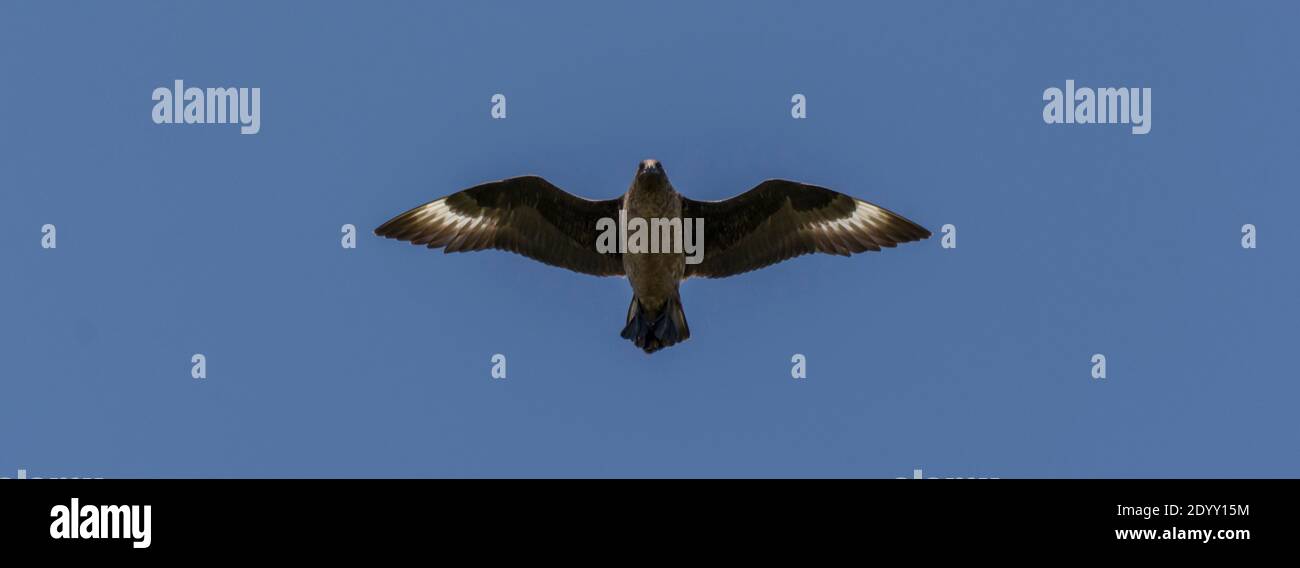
left=374, top=175, right=624, bottom=276
left=375, top=160, right=930, bottom=353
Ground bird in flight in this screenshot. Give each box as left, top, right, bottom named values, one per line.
left=375, top=160, right=930, bottom=353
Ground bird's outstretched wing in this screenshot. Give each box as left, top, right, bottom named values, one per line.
left=375, top=176, right=625, bottom=276
left=682, top=180, right=929, bottom=278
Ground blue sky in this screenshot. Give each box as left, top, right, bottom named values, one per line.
left=1, top=1, right=1296, bottom=477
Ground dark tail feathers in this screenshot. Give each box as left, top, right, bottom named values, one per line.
left=620, top=294, right=690, bottom=354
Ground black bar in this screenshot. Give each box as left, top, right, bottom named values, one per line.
left=1, top=479, right=1286, bottom=553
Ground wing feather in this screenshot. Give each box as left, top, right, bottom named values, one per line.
left=683, top=179, right=929, bottom=278
left=375, top=176, right=624, bottom=276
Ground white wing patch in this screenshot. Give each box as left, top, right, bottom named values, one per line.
left=806, top=199, right=898, bottom=247
left=415, top=198, right=493, bottom=237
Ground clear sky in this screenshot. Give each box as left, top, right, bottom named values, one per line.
left=1, top=1, right=1296, bottom=478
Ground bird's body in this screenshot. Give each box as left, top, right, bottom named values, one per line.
left=375, top=159, right=930, bottom=354
left=622, top=161, right=684, bottom=319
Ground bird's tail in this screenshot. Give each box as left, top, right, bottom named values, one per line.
left=620, top=293, right=690, bottom=354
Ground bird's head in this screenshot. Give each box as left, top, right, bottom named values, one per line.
left=635, top=159, right=668, bottom=187
left=637, top=159, right=666, bottom=178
